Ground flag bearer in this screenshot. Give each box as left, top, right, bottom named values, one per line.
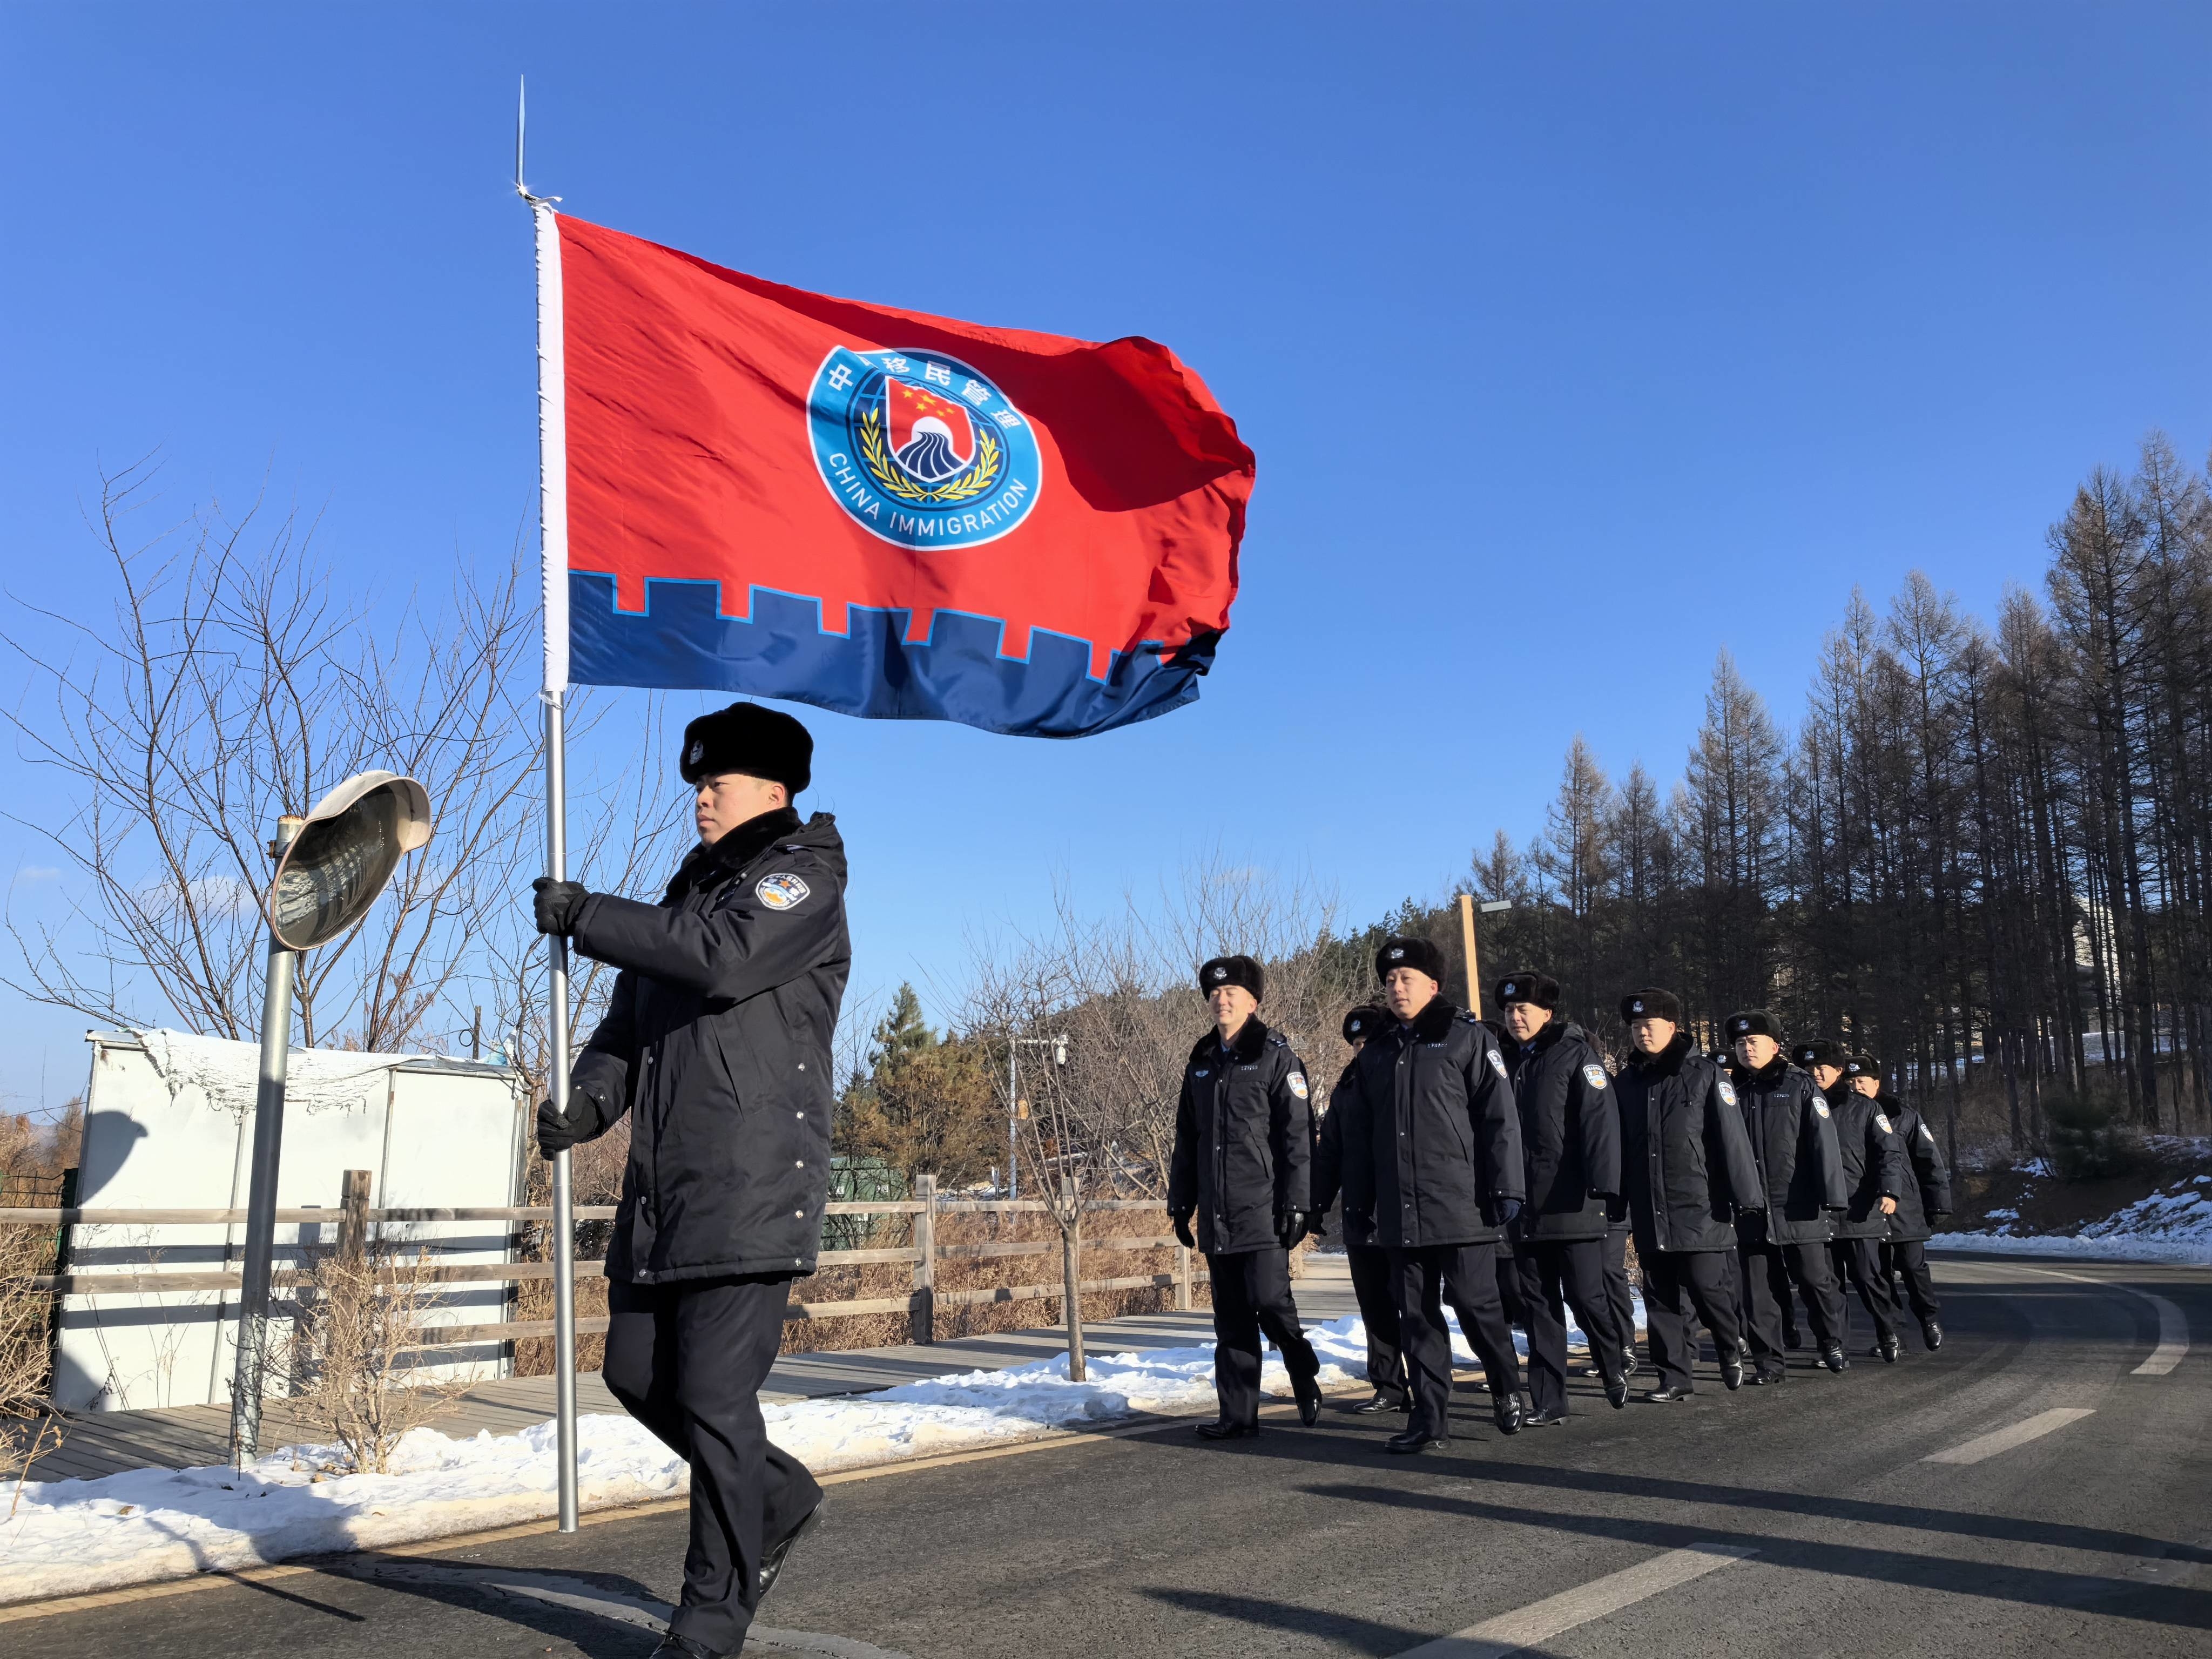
left=532, top=702, right=842, bottom=1659
left=1493, top=971, right=1629, bottom=1422
left=1724, top=1010, right=1850, bottom=1383
left=1339, top=937, right=1527, bottom=1453
left=1796, top=1040, right=1907, bottom=1361
left=1614, top=989, right=1761, bottom=1400
left=1856, top=1054, right=1952, bottom=1350
left=1168, top=955, right=1325, bottom=1440
left=1312, top=1004, right=1410, bottom=1414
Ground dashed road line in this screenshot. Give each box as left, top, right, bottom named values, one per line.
left=1391, top=1543, right=1757, bottom=1658
left=1923, top=1406, right=2095, bottom=1465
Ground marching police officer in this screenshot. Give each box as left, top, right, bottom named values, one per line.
left=1614, top=989, right=1761, bottom=1400
left=1167, top=954, right=1325, bottom=1439
left=1311, top=1004, right=1410, bottom=1414
left=532, top=701, right=844, bottom=1659
left=1494, top=971, right=1629, bottom=1421
left=1796, top=1039, right=1907, bottom=1362
left=1340, top=937, right=1526, bottom=1452
left=1725, top=1010, right=1850, bottom=1382
left=1854, top=1054, right=1952, bottom=1350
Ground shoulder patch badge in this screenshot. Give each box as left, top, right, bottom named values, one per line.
left=1487, top=1048, right=1508, bottom=1077
left=1193, top=1067, right=1211, bottom=1080
left=1920, top=1123, right=1935, bottom=1141
left=755, top=872, right=811, bottom=911
left=1873, top=1112, right=1894, bottom=1134
left=1812, top=1099, right=1831, bottom=1118
left=1288, top=1071, right=1309, bottom=1100
left=1718, top=1080, right=1738, bottom=1107
left=1582, top=1063, right=1609, bottom=1090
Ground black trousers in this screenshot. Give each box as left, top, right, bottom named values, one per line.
left=1206, top=1248, right=1319, bottom=1426
left=1738, top=1236, right=1844, bottom=1363
left=1391, top=1242, right=1522, bottom=1438
left=1514, top=1239, right=1624, bottom=1415
left=1602, top=1224, right=1637, bottom=1358
left=604, top=1273, right=822, bottom=1656
left=1830, top=1236, right=1900, bottom=1344
left=1641, top=1247, right=1743, bottom=1393
left=1882, top=1239, right=1943, bottom=1327
left=1345, top=1243, right=1408, bottom=1401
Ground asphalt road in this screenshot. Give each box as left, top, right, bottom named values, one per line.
left=11, top=1256, right=2207, bottom=1658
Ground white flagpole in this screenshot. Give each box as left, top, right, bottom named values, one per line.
left=518, top=77, right=580, bottom=1535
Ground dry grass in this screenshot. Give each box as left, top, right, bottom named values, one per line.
left=277, top=1237, right=467, bottom=1474
left=1, top=1115, right=68, bottom=1499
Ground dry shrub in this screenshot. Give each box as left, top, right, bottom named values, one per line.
left=1, top=1114, right=68, bottom=1497
left=279, top=1237, right=467, bottom=1474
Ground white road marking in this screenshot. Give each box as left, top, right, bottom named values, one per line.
left=1391, top=1543, right=1757, bottom=1658
left=2017, top=1264, right=2190, bottom=1376
left=1923, top=1406, right=2096, bottom=1465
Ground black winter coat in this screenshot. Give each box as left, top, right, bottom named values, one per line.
left=1501, top=1021, right=1620, bottom=1243
left=568, top=808, right=851, bottom=1284
left=1883, top=1093, right=1953, bottom=1243
left=1615, top=1033, right=1765, bottom=1253
left=1728, top=1055, right=1849, bottom=1245
left=1340, top=996, right=1525, bottom=1249
left=1825, top=1083, right=1907, bottom=1239
left=1311, top=1062, right=1375, bottom=1246
left=1167, top=1017, right=1313, bottom=1255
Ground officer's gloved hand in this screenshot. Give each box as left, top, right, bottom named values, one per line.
left=535, top=1095, right=594, bottom=1159
left=1274, top=1209, right=1307, bottom=1250
left=1170, top=1208, right=1196, bottom=1250
left=1738, top=1208, right=1769, bottom=1244
left=1494, top=1197, right=1523, bottom=1231
left=1603, top=1192, right=1628, bottom=1226
left=1343, top=1208, right=1372, bottom=1238
left=532, top=877, right=590, bottom=936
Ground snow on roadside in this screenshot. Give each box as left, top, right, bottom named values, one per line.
left=0, top=1301, right=1634, bottom=1605
left=1931, top=1176, right=2212, bottom=1265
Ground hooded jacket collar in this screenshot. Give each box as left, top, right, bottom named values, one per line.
left=1629, top=1030, right=1696, bottom=1078
left=665, top=806, right=804, bottom=899
left=1192, top=1015, right=1271, bottom=1065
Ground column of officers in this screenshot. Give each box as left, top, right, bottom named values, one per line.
left=1167, top=938, right=1954, bottom=1450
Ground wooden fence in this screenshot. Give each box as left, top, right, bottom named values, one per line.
left=0, top=1172, right=1204, bottom=1352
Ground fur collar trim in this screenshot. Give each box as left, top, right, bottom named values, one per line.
left=667, top=806, right=802, bottom=898
left=1397, top=996, right=1460, bottom=1044
left=1630, top=1030, right=1696, bottom=1077
left=1191, top=1016, right=1271, bottom=1064
left=1730, top=1054, right=1791, bottom=1090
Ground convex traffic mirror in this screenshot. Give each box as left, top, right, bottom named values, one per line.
left=264, top=770, right=434, bottom=949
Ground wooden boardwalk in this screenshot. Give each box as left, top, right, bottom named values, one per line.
left=30, top=1259, right=1359, bottom=1485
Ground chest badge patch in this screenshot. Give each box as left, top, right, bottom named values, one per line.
left=1582, top=1063, right=1609, bottom=1090
left=755, top=872, right=812, bottom=911
left=1287, top=1071, right=1309, bottom=1100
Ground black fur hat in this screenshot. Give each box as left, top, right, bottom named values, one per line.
left=1620, top=988, right=1683, bottom=1024
left=1792, top=1038, right=1846, bottom=1070
left=679, top=702, right=813, bottom=793
left=1844, top=1053, right=1883, bottom=1081
left=1375, top=936, right=1446, bottom=985
left=1494, top=969, right=1559, bottom=1011
left=1725, top=1008, right=1783, bottom=1042
left=1341, top=1004, right=1388, bottom=1044
left=1198, top=954, right=1264, bottom=1001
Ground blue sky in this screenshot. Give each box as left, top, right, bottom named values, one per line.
left=3, top=5, right=2209, bottom=1110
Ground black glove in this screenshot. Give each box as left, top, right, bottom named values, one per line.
left=1738, top=1207, right=1768, bottom=1244
left=1343, top=1208, right=1372, bottom=1238
left=1171, top=1208, right=1196, bottom=1250
left=1494, top=1197, right=1522, bottom=1229
left=535, top=1095, right=596, bottom=1159
left=1604, top=1192, right=1628, bottom=1226
left=1306, top=1213, right=1327, bottom=1241
left=532, top=877, right=590, bottom=936
left=1274, top=1209, right=1307, bottom=1250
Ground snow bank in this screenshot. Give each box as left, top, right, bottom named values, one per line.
left=1, top=1301, right=1635, bottom=1604
left=1931, top=1176, right=2212, bottom=1265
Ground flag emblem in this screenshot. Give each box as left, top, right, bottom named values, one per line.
left=808, top=347, right=1043, bottom=550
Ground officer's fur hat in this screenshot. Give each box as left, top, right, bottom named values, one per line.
left=1198, top=954, right=1264, bottom=1002
left=679, top=702, right=813, bottom=793
left=1792, top=1038, right=1846, bottom=1071
left=1375, top=936, right=1446, bottom=985
left=1844, top=1053, right=1884, bottom=1082
left=1620, top=988, right=1683, bottom=1025
left=1341, top=1004, right=1388, bottom=1044
left=1725, top=1008, right=1783, bottom=1042
left=1494, top=969, right=1559, bottom=1010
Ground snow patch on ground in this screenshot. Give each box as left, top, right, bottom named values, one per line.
left=0, top=1300, right=1636, bottom=1605
left=1932, top=1177, right=2212, bottom=1264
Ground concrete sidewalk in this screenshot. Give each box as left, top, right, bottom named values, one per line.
left=31, top=1257, right=1360, bottom=1484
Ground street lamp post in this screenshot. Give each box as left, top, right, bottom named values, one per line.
left=1456, top=893, right=1514, bottom=1018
